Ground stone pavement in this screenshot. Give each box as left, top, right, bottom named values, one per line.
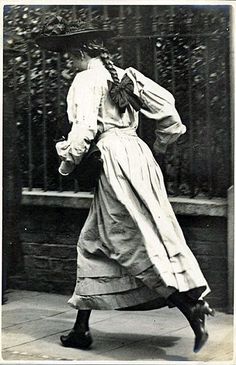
left=1, top=290, right=234, bottom=363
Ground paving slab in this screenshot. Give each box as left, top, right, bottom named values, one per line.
left=5, top=291, right=70, bottom=311
left=2, top=331, right=137, bottom=362
left=1, top=290, right=234, bottom=363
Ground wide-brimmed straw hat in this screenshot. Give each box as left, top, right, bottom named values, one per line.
left=35, top=15, right=112, bottom=52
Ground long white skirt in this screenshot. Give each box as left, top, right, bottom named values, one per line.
left=68, top=128, right=210, bottom=310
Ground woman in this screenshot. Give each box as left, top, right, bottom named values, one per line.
left=36, top=15, right=214, bottom=353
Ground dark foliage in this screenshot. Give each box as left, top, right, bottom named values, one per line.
left=3, top=5, right=231, bottom=196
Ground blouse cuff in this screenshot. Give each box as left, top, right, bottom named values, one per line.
left=56, top=140, right=71, bottom=161
left=58, top=161, right=75, bottom=176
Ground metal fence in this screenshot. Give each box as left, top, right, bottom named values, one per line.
left=4, top=5, right=231, bottom=197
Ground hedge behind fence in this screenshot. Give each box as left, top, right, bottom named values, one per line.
left=3, top=5, right=231, bottom=197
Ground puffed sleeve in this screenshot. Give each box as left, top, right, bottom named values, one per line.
left=126, top=67, right=186, bottom=154
left=55, top=70, right=103, bottom=175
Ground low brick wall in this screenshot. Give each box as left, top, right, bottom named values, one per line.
left=12, top=206, right=87, bottom=294
left=178, top=215, right=228, bottom=310
left=9, top=203, right=228, bottom=311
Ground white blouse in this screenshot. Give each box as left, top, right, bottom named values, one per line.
left=56, top=58, right=186, bottom=175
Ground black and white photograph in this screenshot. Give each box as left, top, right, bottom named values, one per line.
left=1, top=1, right=234, bottom=363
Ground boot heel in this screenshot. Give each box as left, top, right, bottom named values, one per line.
left=201, top=301, right=215, bottom=317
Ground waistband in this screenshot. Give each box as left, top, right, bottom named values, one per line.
left=98, top=127, right=137, bottom=141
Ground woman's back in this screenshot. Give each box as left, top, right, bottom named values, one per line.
left=67, top=58, right=139, bottom=134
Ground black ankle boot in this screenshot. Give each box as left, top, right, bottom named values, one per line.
left=169, top=292, right=215, bottom=353
left=60, top=329, right=93, bottom=349
left=191, top=300, right=215, bottom=353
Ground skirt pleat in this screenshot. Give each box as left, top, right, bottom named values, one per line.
left=68, top=130, right=210, bottom=310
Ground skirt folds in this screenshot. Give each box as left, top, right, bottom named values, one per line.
left=68, top=129, right=210, bottom=310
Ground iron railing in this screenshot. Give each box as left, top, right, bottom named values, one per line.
left=3, top=5, right=231, bottom=197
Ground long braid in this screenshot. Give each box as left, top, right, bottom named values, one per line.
left=99, top=52, right=120, bottom=85
left=78, top=40, right=120, bottom=85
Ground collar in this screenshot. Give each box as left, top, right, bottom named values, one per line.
left=87, top=57, right=105, bottom=70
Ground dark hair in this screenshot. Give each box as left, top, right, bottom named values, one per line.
left=69, top=39, right=120, bottom=85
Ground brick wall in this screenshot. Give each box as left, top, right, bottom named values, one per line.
left=9, top=205, right=228, bottom=311
left=11, top=206, right=88, bottom=294
left=178, top=215, right=228, bottom=310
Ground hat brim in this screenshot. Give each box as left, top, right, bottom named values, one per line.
left=36, top=29, right=111, bottom=52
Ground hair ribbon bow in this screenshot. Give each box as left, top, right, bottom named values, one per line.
left=107, top=74, right=143, bottom=113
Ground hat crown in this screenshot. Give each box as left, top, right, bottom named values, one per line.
left=36, top=15, right=112, bottom=52
left=41, top=15, right=98, bottom=37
